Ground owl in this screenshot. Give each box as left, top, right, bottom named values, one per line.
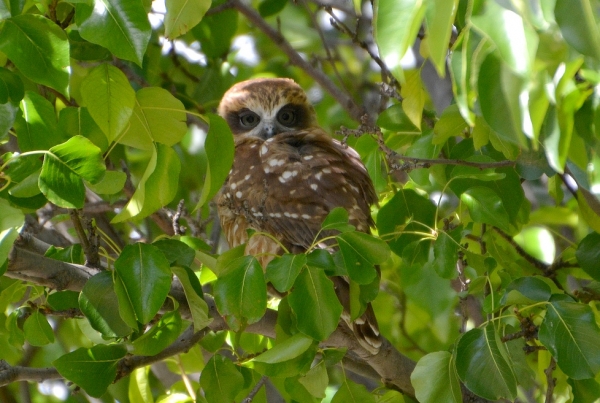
left=217, top=78, right=381, bottom=354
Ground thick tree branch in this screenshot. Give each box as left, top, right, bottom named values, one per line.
left=230, top=0, right=367, bottom=123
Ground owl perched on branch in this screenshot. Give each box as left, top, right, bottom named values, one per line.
left=217, top=78, right=381, bottom=354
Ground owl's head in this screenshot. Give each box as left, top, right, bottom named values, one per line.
left=218, top=78, right=318, bottom=140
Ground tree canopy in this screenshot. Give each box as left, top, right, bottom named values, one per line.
left=1, top=0, right=600, bottom=402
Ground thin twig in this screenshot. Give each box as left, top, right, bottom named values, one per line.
left=242, top=376, right=268, bottom=403
left=544, top=357, right=556, bottom=403
left=173, top=199, right=186, bottom=236
left=69, top=210, right=100, bottom=268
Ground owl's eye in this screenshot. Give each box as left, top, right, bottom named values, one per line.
left=239, top=111, right=260, bottom=128
left=277, top=108, right=297, bottom=126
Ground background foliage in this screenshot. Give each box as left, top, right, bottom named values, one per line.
left=1, top=0, right=600, bottom=402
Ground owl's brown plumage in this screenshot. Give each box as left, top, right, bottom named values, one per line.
left=217, top=78, right=381, bottom=354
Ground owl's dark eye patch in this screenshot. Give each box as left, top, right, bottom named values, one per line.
left=277, top=107, right=297, bottom=126
left=239, top=110, right=260, bottom=128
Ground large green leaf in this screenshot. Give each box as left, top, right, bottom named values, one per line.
left=75, top=0, right=151, bottom=66
left=131, top=309, right=182, bottom=356
left=14, top=91, right=67, bottom=152
left=53, top=344, right=127, bottom=398
left=0, top=67, right=24, bottom=104
left=196, top=114, right=234, bottom=209
left=432, top=227, right=462, bottom=280
left=114, top=243, right=172, bottom=325
left=411, top=351, right=461, bottom=403
left=200, top=355, right=244, bottom=403
left=213, top=256, right=267, bottom=330
left=331, top=378, right=375, bottom=403
left=432, top=104, right=468, bottom=145
left=79, top=271, right=132, bottom=338
left=576, top=231, right=600, bottom=281
left=337, top=231, right=388, bottom=285
left=171, top=266, right=212, bottom=332
left=376, top=104, right=421, bottom=134
left=58, top=107, right=109, bottom=153
left=460, top=187, right=510, bottom=232
left=456, top=325, right=517, bottom=400
left=471, top=1, right=537, bottom=77
left=164, top=0, right=211, bottom=39
left=120, top=87, right=188, bottom=150
left=0, top=14, right=70, bottom=96
left=80, top=64, right=136, bottom=143
left=555, top=0, right=600, bottom=60
left=424, top=0, right=458, bottom=77
left=373, top=0, right=426, bottom=82
left=39, top=135, right=106, bottom=209
left=191, top=4, right=237, bottom=59
left=377, top=189, right=436, bottom=259
left=539, top=300, right=600, bottom=379
left=266, top=253, right=307, bottom=293
left=288, top=266, right=343, bottom=341
left=23, top=310, right=54, bottom=347
left=111, top=143, right=181, bottom=222
left=246, top=333, right=315, bottom=377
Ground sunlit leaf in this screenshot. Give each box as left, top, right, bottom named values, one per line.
left=266, top=253, right=307, bottom=293
left=132, top=310, right=182, bottom=356
left=200, top=355, right=244, bottom=403
left=555, top=0, right=600, bottom=60
left=164, top=0, right=211, bottom=39
left=246, top=333, right=315, bottom=377
left=53, top=344, right=127, bottom=398
left=0, top=14, right=69, bottom=96
left=76, top=0, right=151, bottom=66
left=412, top=351, right=461, bottom=403
left=23, top=310, right=54, bottom=346
left=15, top=91, right=67, bottom=152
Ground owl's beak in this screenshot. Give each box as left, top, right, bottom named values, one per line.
left=261, top=122, right=277, bottom=139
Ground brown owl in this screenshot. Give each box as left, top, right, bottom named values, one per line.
left=217, top=78, right=381, bottom=354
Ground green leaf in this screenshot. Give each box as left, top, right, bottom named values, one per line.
left=266, top=253, right=307, bottom=293
left=53, top=344, right=127, bottom=398
left=477, top=53, right=527, bottom=148
left=75, top=0, right=151, bottom=66
left=0, top=102, right=18, bottom=140
left=432, top=227, right=461, bottom=279
left=373, top=0, right=426, bottom=82
left=568, top=378, right=600, bottom=403
left=86, top=170, right=127, bottom=195
left=121, top=87, right=188, bottom=150
left=433, top=104, right=468, bottom=145
left=164, top=0, right=211, bottom=39
left=331, top=378, right=375, bottom=403
left=114, top=243, right=172, bottom=325
left=112, top=143, right=181, bottom=222
left=539, top=300, right=600, bottom=379
left=376, top=104, right=421, bottom=134
left=14, top=91, right=67, bottom=152
left=0, top=67, right=24, bottom=104
left=337, top=231, right=388, bottom=284
left=129, top=367, right=153, bottom=403
left=288, top=266, right=343, bottom=341
left=424, top=0, right=458, bottom=77
left=171, top=266, right=212, bottom=331
left=0, top=14, right=70, bottom=96
left=377, top=189, right=436, bottom=258
left=191, top=5, right=237, bottom=59
left=47, top=290, right=80, bottom=311
left=132, top=309, right=182, bottom=356
left=321, top=207, right=355, bottom=233
left=460, top=187, right=510, bottom=231
left=196, top=114, right=234, bottom=209
left=23, top=310, right=54, bottom=346
left=59, top=107, right=109, bottom=153
left=298, top=361, right=328, bottom=398
left=500, top=276, right=552, bottom=306
left=411, top=351, right=461, bottom=403
left=200, top=355, right=244, bottom=403
left=213, top=256, right=267, bottom=330
left=0, top=198, right=24, bottom=273
left=153, top=239, right=196, bottom=267
left=576, top=232, right=600, bottom=281
left=246, top=333, right=315, bottom=377
left=471, top=1, right=537, bottom=77
left=555, top=0, right=600, bottom=60
left=258, top=0, right=287, bottom=17
left=456, top=325, right=517, bottom=400
left=449, top=157, right=506, bottom=182
left=80, top=64, right=136, bottom=143
left=39, top=135, right=106, bottom=209
left=79, top=271, right=132, bottom=338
